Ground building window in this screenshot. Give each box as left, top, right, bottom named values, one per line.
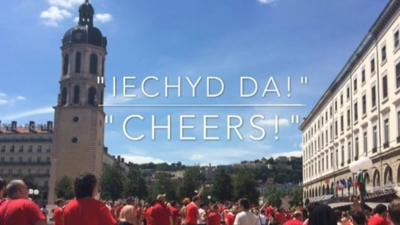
left=63, top=54, right=69, bottom=75
left=340, top=94, right=343, bottom=106
left=396, top=62, right=400, bottom=89
left=37, top=145, right=42, bottom=153
left=347, top=109, right=351, bottom=127
left=363, top=131, right=368, bottom=156
left=61, top=87, right=67, bottom=105
left=347, top=141, right=352, bottom=164
left=354, top=102, right=358, bottom=122
left=88, top=87, right=97, bottom=106
left=341, top=146, right=345, bottom=166
left=372, top=125, right=378, bottom=153
left=19, top=146, right=23, bottom=153
left=335, top=121, right=338, bottom=137
left=397, top=110, right=400, bottom=143
left=371, top=86, right=377, bottom=108
left=361, top=69, right=366, bottom=83
left=340, top=115, right=344, bottom=132
left=75, top=52, right=82, bottom=73
left=73, top=85, right=80, bottom=104
left=384, top=118, right=389, bottom=148
left=335, top=148, right=338, bottom=167
left=362, top=94, right=367, bottom=115
left=371, top=58, right=376, bottom=74
left=347, top=87, right=350, bottom=99
left=382, top=45, right=387, bottom=62
left=354, top=78, right=357, bottom=92
left=395, top=30, right=400, bottom=49
left=382, top=75, right=388, bottom=99
left=28, top=145, right=33, bottom=153
left=10, top=145, right=14, bottom=153
left=335, top=100, right=338, bottom=112
left=355, top=137, right=359, bottom=160
left=90, top=54, right=98, bottom=74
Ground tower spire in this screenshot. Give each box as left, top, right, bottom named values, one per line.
left=78, top=0, right=94, bottom=27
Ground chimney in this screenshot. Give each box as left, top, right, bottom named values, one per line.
left=11, top=121, right=17, bottom=132
left=47, top=121, right=53, bottom=132
left=29, top=121, right=35, bottom=132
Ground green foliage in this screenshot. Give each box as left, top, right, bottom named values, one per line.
left=124, top=166, right=148, bottom=199
left=288, top=186, right=303, bottom=207
left=150, top=173, right=177, bottom=201
left=265, top=187, right=282, bottom=208
left=212, top=168, right=233, bottom=202
left=179, top=167, right=205, bottom=199
left=234, top=170, right=259, bottom=204
left=55, top=176, right=74, bottom=200
left=100, top=164, right=125, bottom=200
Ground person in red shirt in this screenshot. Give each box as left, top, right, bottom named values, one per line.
left=53, top=199, right=65, bottom=225
left=207, top=204, right=221, bottom=225
left=368, top=204, right=390, bottom=225
left=151, top=194, right=172, bottom=225
left=185, top=196, right=201, bottom=225
left=224, top=204, right=238, bottom=225
left=145, top=202, right=154, bottom=225
left=169, top=201, right=181, bottom=225
left=0, top=178, right=6, bottom=206
left=283, top=210, right=303, bottom=225
left=0, top=179, right=47, bottom=225
left=63, top=173, right=117, bottom=225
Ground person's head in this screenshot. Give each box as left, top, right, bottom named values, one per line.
left=238, top=198, right=250, bottom=211
left=374, top=204, right=387, bottom=217
left=182, top=197, right=190, bottom=206
left=156, top=194, right=166, bottom=204
left=293, top=210, right=304, bottom=221
left=55, top=199, right=65, bottom=207
left=389, top=199, right=400, bottom=225
left=74, top=173, right=97, bottom=199
left=308, top=204, right=336, bottom=225
left=0, top=178, right=6, bottom=198
left=6, top=180, right=29, bottom=199
left=351, top=210, right=367, bottom=225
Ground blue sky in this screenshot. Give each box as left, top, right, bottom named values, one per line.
left=0, top=0, right=387, bottom=165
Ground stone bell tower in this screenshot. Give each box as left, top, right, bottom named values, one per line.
left=48, top=0, right=107, bottom=203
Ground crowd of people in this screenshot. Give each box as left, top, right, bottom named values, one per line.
left=1, top=174, right=400, bottom=225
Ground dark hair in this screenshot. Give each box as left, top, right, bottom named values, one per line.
left=192, top=196, right=200, bottom=202
left=374, top=204, right=387, bottom=215
left=238, top=198, right=250, bottom=210
left=351, top=210, right=367, bottom=225
left=309, top=204, right=336, bottom=225
left=389, top=199, right=400, bottom=225
left=74, top=173, right=97, bottom=199
left=0, top=178, right=6, bottom=191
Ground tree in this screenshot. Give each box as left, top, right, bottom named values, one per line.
left=55, top=176, right=74, bottom=200
left=265, top=187, right=282, bottom=208
left=151, top=173, right=177, bottom=201
left=212, top=168, right=233, bottom=202
left=100, top=164, right=125, bottom=200
left=234, top=170, right=259, bottom=204
left=180, top=167, right=204, bottom=199
left=288, top=186, right=303, bottom=207
left=124, top=167, right=148, bottom=199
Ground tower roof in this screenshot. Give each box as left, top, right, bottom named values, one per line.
left=62, top=0, right=107, bottom=48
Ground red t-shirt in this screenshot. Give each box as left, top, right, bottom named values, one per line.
left=368, top=214, right=390, bottom=225
left=225, top=212, right=236, bottom=225
left=185, top=202, right=199, bottom=225
left=207, top=211, right=220, bottom=225
left=0, top=199, right=46, bottom=225
left=53, top=207, right=64, bottom=225
left=151, top=203, right=171, bottom=225
left=145, top=207, right=153, bottom=225
left=284, top=219, right=303, bottom=225
left=63, top=198, right=117, bottom=225
left=170, top=206, right=181, bottom=224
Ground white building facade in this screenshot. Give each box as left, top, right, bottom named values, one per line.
left=301, top=0, right=400, bottom=202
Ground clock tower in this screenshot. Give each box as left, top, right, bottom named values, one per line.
left=48, top=0, right=107, bottom=203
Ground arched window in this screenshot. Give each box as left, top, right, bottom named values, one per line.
left=75, top=52, right=82, bottom=73
left=90, top=54, right=98, bottom=74
left=61, top=87, right=67, bottom=105
left=384, top=166, right=393, bottom=185
left=373, top=170, right=380, bottom=187
left=73, top=85, right=80, bottom=104
left=63, top=54, right=69, bottom=75
left=88, top=87, right=97, bottom=106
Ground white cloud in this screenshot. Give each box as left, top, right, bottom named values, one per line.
left=73, top=16, right=79, bottom=23
left=40, top=6, right=72, bottom=27
left=47, top=0, right=83, bottom=9
left=1, top=106, right=54, bottom=121
left=0, top=93, right=26, bottom=105
left=95, top=13, right=112, bottom=23
left=257, top=0, right=278, bottom=5
left=16, top=96, right=26, bottom=101
left=121, top=154, right=166, bottom=164
left=258, top=118, right=289, bottom=126
left=189, top=154, right=205, bottom=161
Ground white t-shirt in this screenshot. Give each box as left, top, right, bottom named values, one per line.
left=258, top=214, right=267, bottom=225
left=198, top=208, right=207, bottom=224
left=234, top=211, right=260, bottom=225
